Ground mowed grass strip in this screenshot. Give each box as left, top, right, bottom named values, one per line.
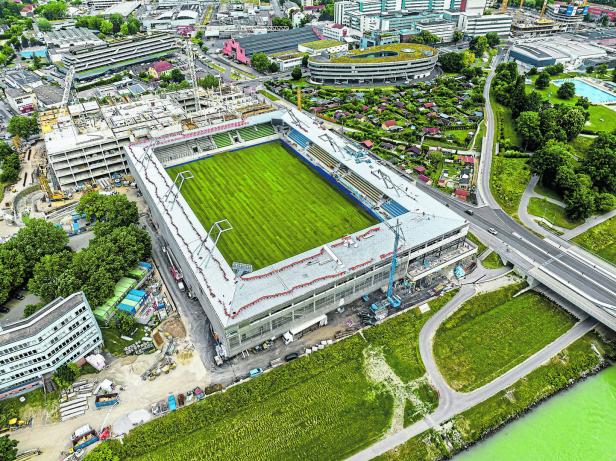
left=167, top=141, right=377, bottom=269
left=572, top=216, right=616, bottom=266
left=434, top=282, right=576, bottom=392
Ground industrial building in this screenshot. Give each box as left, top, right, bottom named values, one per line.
left=62, top=33, right=179, bottom=79
left=308, top=42, right=438, bottom=84
left=42, top=87, right=265, bottom=191
left=222, top=26, right=320, bottom=65
left=455, top=12, right=512, bottom=37
left=42, top=27, right=105, bottom=51
left=510, top=36, right=607, bottom=69
left=0, top=292, right=103, bottom=400
left=126, top=106, right=475, bottom=358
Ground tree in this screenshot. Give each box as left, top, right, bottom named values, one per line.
left=119, top=23, right=129, bottom=35
left=575, top=96, right=591, bottom=110
left=461, top=50, right=476, bottom=68
left=28, top=251, right=74, bottom=302
left=291, top=65, right=302, bottom=80
left=556, top=81, right=576, bottom=99
left=583, top=133, right=616, bottom=193
left=486, top=32, right=500, bottom=48
left=7, top=114, right=39, bottom=139
left=410, top=30, right=440, bottom=45
left=251, top=52, right=270, bottom=73
left=272, top=16, right=292, bottom=28
left=595, top=192, right=616, bottom=212
left=37, top=18, right=52, bottom=32
left=77, top=192, right=139, bottom=234
left=438, top=52, right=464, bottom=72
left=535, top=71, right=550, bottom=89
left=268, top=61, right=280, bottom=73
left=525, top=90, right=543, bottom=113
left=197, top=74, right=219, bottom=89
left=84, top=442, right=121, bottom=461
left=0, top=435, right=18, bottom=461
left=515, top=111, right=542, bottom=150
left=596, top=63, right=608, bottom=77
left=31, top=55, right=42, bottom=70
left=301, top=54, right=309, bottom=67
left=53, top=362, right=80, bottom=389
left=545, top=63, right=564, bottom=76
left=613, top=68, right=616, bottom=83
left=99, top=19, right=113, bottom=34
left=469, top=35, right=488, bottom=55
left=0, top=247, right=26, bottom=305
left=509, top=76, right=528, bottom=118
left=0, top=153, right=20, bottom=183
left=557, top=106, right=586, bottom=141
left=116, top=311, right=136, bottom=335
left=601, top=15, right=609, bottom=27
left=37, top=1, right=67, bottom=20
left=530, top=140, right=574, bottom=187
left=565, top=182, right=595, bottom=220
left=453, top=30, right=464, bottom=43
left=527, top=67, right=538, bottom=76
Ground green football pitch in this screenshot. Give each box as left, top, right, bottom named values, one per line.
left=167, top=141, right=378, bottom=269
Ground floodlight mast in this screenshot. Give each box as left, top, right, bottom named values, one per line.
left=195, top=219, right=233, bottom=268
left=164, top=170, right=194, bottom=210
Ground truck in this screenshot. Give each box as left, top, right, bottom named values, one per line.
left=71, top=425, right=99, bottom=451
left=95, top=393, right=119, bottom=409
left=282, top=314, right=328, bottom=345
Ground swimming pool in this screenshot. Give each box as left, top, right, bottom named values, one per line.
left=553, top=78, right=616, bottom=103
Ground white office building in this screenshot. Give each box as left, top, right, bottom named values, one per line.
left=0, top=292, right=103, bottom=400
left=457, top=12, right=512, bottom=37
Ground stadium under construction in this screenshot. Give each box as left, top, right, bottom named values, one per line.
left=126, top=107, right=476, bottom=358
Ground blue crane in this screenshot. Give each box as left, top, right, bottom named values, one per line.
left=386, top=220, right=402, bottom=308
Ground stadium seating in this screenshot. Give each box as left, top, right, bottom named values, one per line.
left=238, top=123, right=275, bottom=142
left=381, top=200, right=408, bottom=217
left=345, top=172, right=383, bottom=204
left=308, top=144, right=338, bottom=170
left=213, top=132, right=233, bottom=149
left=155, top=143, right=193, bottom=164
left=288, top=129, right=310, bottom=149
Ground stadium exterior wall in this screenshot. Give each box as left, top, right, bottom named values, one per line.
left=308, top=54, right=438, bottom=84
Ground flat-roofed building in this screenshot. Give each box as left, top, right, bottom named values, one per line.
left=0, top=292, right=102, bottom=400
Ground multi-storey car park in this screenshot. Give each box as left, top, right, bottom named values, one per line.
left=0, top=292, right=102, bottom=400
left=126, top=107, right=476, bottom=359
left=308, top=43, right=438, bottom=85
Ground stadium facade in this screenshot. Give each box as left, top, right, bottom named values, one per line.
left=308, top=43, right=438, bottom=84
left=126, top=108, right=475, bottom=358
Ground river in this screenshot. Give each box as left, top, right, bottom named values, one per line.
left=455, top=365, right=616, bottom=461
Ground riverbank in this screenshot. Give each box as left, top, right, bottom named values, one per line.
left=375, top=331, right=616, bottom=461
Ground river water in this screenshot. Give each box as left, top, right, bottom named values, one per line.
left=455, top=365, right=616, bottom=461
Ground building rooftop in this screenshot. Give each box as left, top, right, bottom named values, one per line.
left=234, top=26, right=319, bottom=57
left=102, top=0, right=142, bottom=16
left=43, top=27, right=104, bottom=46
left=310, top=42, right=436, bottom=64
left=0, top=293, right=86, bottom=347
left=300, top=39, right=344, bottom=50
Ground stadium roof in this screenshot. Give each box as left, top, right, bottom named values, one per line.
left=235, top=26, right=320, bottom=57
left=126, top=109, right=467, bottom=327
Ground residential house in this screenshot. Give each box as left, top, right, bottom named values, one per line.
left=149, top=61, right=173, bottom=80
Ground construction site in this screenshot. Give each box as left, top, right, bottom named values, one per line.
left=507, top=0, right=590, bottom=35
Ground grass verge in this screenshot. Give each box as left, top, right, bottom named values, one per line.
left=527, top=197, right=583, bottom=230
left=572, top=216, right=616, bottom=266
left=100, top=324, right=147, bottom=357
left=490, top=156, right=530, bottom=216
left=376, top=332, right=614, bottom=461
left=434, top=282, right=576, bottom=392
left=466, top=232, right=487, bottom=256
left=481, top=251, right=504, bottom=269
left=258, top=89, right=279, bottom=101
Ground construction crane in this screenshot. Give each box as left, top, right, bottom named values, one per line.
left=296, top=87, right=302, bottom=111
left=516, top=0, right=525, bottom=22
left=385, top=220, right=403, bottom=309
left=537, top=0, right=554, bottom=23
left=185, top=39, right=202, bottom=113
left=61, top=66, right=75, bottom=109
left=499, top=0, right=509, bottom=14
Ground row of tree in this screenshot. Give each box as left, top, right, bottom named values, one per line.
left=74, top=13, right=141, bottom=36
left=251, top=52, right=280, bottom=73
left=0, top=142, right=20, bottom=183
left=27, top=193, right=151, bottom=308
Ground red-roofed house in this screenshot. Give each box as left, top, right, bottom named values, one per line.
left=459, top=155, right=474, bottom=164
left=149, top=61, right=173, bottom=79
left=423, top=102, right=435, bottom=109
left=382, top=119, right=400, bottom=131
left=362, top=140, right=373, bottom=148
left=454, top=188, right=469, bottom=201
left=413, top=165, right=426, bottom=174
left=418, top=174, right=432, bottom=185
left=20, top=4, right=34, bottom=16
left=423, top=127, right=440, bottom=135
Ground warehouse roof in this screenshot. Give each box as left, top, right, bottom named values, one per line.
left=235, top=26, right=319, bottom=56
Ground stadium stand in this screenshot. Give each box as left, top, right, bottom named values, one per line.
left=345, top=172, right=383, bottom=204
left=288, top=129, right=310, bottom=148
left=213, top=132, right=233, bottom=149
left=308, top=144, right=339, bottom=170
left=381, top=200, right=408, bottom=217
left=155, top=143, right=193, bottom=164
left=238, top=123, right=275, bottom=142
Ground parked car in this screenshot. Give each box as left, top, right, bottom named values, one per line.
left=284, top=353, right=299, bottom=362
left=0, top=306, right=9, bottom=314
left=15, top=294, right=24, bottom=300
left=249, top=368, right=263, bottom=378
